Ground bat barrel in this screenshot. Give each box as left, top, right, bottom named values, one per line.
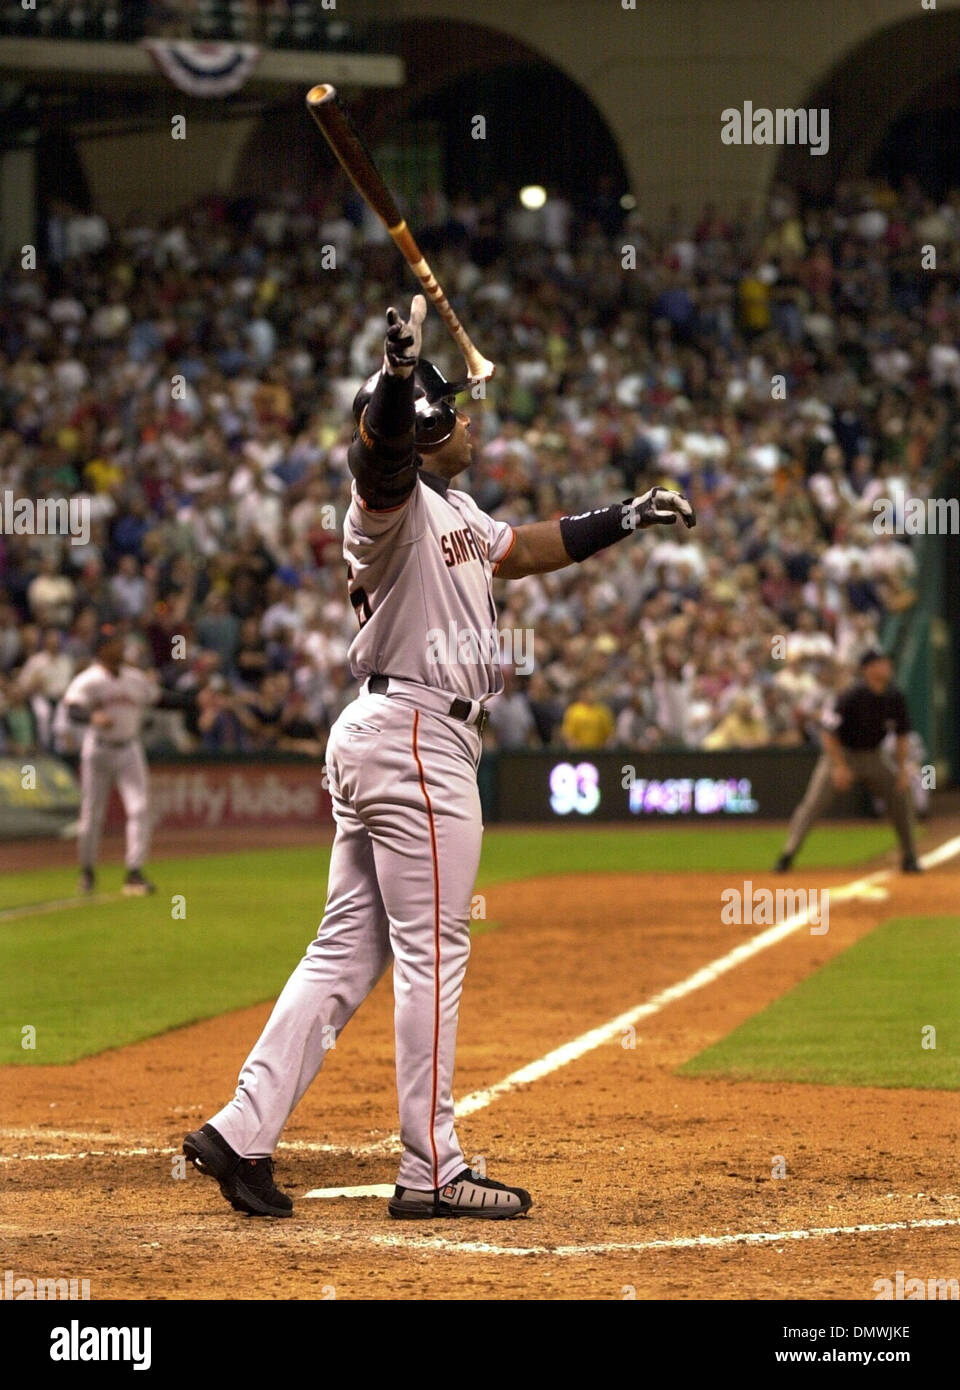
left=305, top=82, right=403, bottom=231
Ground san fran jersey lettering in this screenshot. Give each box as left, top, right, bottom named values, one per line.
left=342, top=472, right=516, bottom=702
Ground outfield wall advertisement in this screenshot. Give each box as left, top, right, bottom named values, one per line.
left=3, top=749, right=879, bottom=840
left=0, top=754, right=80, bottom=839
left=106, top=760, right=333, bottom=832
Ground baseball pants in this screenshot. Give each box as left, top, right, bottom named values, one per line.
left=784, top=748, right=917, bottom=859
left=76, top=738, right=151, bottom=870
left=209, top=691, right=484, bottom=1190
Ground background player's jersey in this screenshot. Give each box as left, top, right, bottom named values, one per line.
left=63, top=662, right=160, bottom=741
left=820, top=680, right=910, bottom=751
left=343, top=470, right=515, bottom=702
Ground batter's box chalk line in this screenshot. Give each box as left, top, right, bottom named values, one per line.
left=366, top=1216, right=960, bottom=1258
left=0, top=1138, right=357, bottom=1165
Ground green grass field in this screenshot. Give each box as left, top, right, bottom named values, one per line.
left=0, top=822, right=903, bottom=1066
left=681, top=916, right=960, bottom=1090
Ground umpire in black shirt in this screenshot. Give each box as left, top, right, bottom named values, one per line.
left=775, top=649, right=920, bottom=873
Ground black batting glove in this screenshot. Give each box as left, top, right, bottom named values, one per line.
left=383, top=294, right=426, bottom=378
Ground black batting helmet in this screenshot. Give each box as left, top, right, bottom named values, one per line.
left=352, top=359, right=469, bottom=452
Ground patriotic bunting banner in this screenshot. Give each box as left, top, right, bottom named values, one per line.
left=143, top=40, right=261, bottom=97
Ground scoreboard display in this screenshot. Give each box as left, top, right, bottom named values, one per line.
left=493, top=749, right=867, bottom=822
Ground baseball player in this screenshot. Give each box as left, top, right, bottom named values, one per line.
left=775, top=648, right=921, bottom=873
left=63, top=625, right=159, bottom=897
left=184, top=296, right=695, bottom=1220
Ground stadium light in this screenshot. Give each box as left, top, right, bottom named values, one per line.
left=519, top=185, right=547, bottom=209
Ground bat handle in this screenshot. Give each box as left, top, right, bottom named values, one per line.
left=389, top=221, right=495, bottom=382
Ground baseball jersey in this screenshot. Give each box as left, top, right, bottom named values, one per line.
left=343, top=470, right=516, bottom=703
left=63, top=662, right=160, bottom=741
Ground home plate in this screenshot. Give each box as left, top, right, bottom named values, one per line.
left=305, top=1184, right=393, bottom=1199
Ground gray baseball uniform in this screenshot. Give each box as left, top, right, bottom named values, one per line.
left=209, top=467, right=516, bottom=1189
left=63, top=662, right=158, bottom=871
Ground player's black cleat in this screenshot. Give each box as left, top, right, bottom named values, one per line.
left=901, top=855, right=923, bottom=874
left=183, top=1124, right=293, bottom=1218
left=773, top=853, right=793, bottom=873
left=388, top=1168, right=533, bottom=1220
left=79, top=868, right=95, bottom=895
left=122, top=868, right=155, bottom=897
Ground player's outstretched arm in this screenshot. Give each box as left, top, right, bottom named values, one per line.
left=349, top=295, right=426, bottom=511
left=497, top=486, right=696, bottom=579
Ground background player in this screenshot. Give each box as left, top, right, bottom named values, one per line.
left=775, top=648, right=921, bottom=874
left=63, top=625, right=160, bottom=897
left=184, top=295, right=695, bottom=1221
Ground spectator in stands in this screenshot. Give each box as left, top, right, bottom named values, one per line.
left=109, top=554, right=151, bottom=620
left=27, top=552, right=76, bottom=628
left=197, top=590, right=242, bottom=674
left=16, top=626, right=75, bottom=747
left=561, top=685, right=615, bottom=750
left=703, top=693, right=771, bottom=749
left=486, top=667, right=536, bottom=750
left=526, top=671, right=564, bottom=747
left=0, top=673, right=38, bottom=754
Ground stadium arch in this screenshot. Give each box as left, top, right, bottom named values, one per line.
left=230, top=18, right=628, bottom=213
left=774, top=5, right=960, bottom=200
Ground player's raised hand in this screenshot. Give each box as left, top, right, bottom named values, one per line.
left=383, top=294, right=426, bottom=377
left=630, top=486, right=697, bottom=530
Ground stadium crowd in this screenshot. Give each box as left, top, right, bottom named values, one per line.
left=0, top=176, right=953, bottom=758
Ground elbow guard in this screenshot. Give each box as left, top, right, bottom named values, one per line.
left=348, top=423, right=418, bottom=510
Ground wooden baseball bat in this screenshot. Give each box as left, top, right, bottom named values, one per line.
left=306, top=83, right=495, bottom=382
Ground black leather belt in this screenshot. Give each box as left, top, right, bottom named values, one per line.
left=368, top=675, right=488, bottom=735
left=96, top=737, right=134, bottom=749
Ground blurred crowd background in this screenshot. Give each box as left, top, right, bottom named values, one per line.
left=0, top=1, right=362, bottom=47
left=0, top=174, right=955, bottom=758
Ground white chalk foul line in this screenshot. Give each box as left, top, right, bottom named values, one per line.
left=368, top=1216, right=960, bottom=1258
left=0, top=891, right=123, bottom=924
left=340, top=838, right=960, bottom=1163
left=917, top=833, right=960, bottom=869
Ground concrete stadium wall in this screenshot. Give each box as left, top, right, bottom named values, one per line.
left=78, top=118, right=256, bottom=224
left=346, top=0, right=960, bottom=219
